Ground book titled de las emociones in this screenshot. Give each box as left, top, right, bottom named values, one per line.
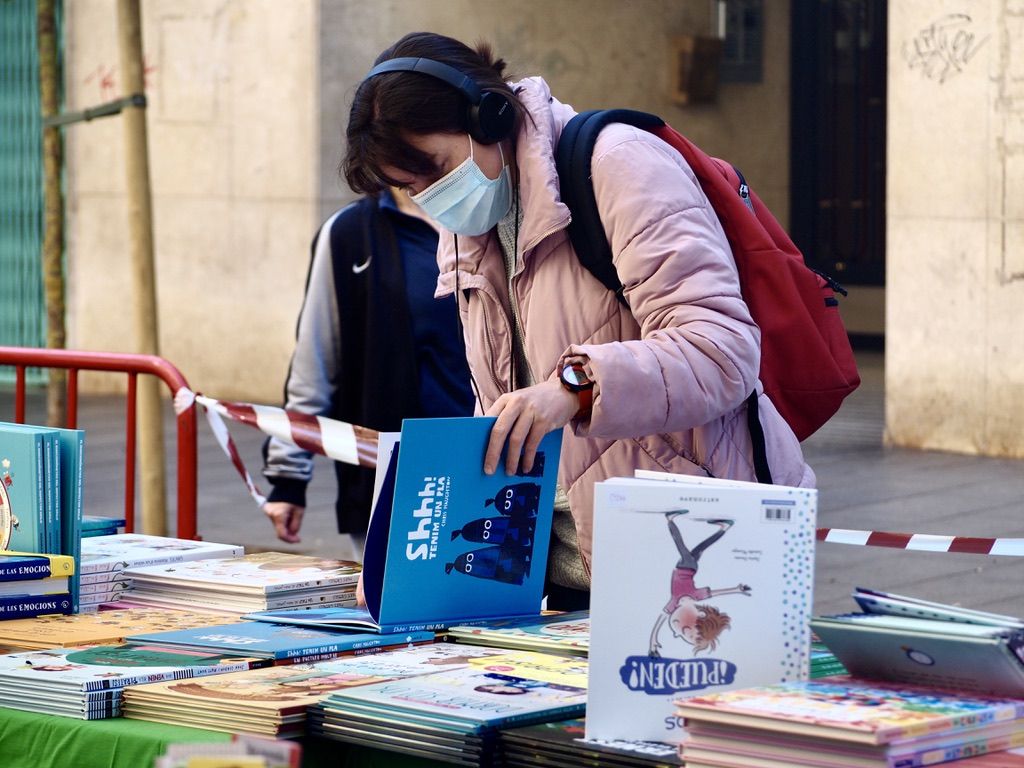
left=0, top=551, right=74, bottom=581
left=586, top=473, right=818, bottom=746
left=256, top=418, right=562, bottom=635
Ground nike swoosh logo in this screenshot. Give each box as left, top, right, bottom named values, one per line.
left=352, top=257, right=372, bottom=274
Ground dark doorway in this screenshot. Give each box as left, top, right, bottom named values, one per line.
left=790, top=0, right=887, bottom=287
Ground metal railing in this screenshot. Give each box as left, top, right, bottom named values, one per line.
left=0, top=346, right=198, bottom=539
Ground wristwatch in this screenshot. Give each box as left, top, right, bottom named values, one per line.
left=559, top=362, right=595, bottom=420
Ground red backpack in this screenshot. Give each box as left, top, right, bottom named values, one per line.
left=556, top=110, right=860, bottom=481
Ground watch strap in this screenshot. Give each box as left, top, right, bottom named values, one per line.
left=575, top=384, right=593, bottom=420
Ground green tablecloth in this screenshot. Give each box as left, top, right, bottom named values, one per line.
left=0, top=707, right=452, bottom=768
left=0, top=707, right=230, bottom=768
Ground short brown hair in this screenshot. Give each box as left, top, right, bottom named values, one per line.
left=342, top=32, right=525, bottom=194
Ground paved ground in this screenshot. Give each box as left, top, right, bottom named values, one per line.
left=3, top=348, right=1023, bottom=618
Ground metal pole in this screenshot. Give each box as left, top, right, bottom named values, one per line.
left=116, top=0, right=167, bottom=535
left=37, top=0, right=67, bottom=427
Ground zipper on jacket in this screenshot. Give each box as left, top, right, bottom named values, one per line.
left=506, top=217, right=572, bottom=388
left=469, top=285, right=511, bottom=395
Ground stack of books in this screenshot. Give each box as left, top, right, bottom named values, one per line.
left=812, top=587, right=1024, bottom=697
left=124, top=619, right=433, bottom=665
left=0, top=422, right=85, bottom=609
left=0, top=551, right=75, bottom=620
left=809, top=638, right=846, bottom=679
left=124, top=643, right=508, bottom=737
left=309, top=647, right=588, bottom=765
left=501, top=717, right=682, bottom=767
left=121, top=552, right=361, bottom=615
left=0, top=643, right=269, bottom=719
left=445, top=611, right=590, bottom=656
left=675, top=677, right=1024, bottom=767
left=80, top=534, right=243, bottom=610
left=81, top=515, right=124, bottom=538
left=0, top=607, right=241, bottom=651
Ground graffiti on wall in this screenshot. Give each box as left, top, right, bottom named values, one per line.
left=901, top=13, right=988, bottom=84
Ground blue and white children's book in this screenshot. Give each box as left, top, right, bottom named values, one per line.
left=334, top=417, right=561, bottom=634
left=126, top=620, right=433, bottom=662
left=586, top=473, right=817, bottom=745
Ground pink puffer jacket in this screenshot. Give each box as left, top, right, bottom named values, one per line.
left=434, top=77, right=815, bottom=571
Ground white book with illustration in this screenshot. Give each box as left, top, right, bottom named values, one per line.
left=586, top=474, right=817, bottom=745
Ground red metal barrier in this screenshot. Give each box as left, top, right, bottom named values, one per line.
left=0, top=346, right=198, bottom=540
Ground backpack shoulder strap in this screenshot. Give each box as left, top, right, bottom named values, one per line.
left=555, top=109, right=665, bottom=307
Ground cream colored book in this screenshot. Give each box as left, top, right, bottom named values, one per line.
left=0, top=607, right=240, bottom=650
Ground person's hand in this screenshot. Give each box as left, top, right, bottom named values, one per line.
left=356, top=572, right=366, bottom=607
left=483, top=379, right=578, bottom=476
left=263, top=501, right=305, bottom=543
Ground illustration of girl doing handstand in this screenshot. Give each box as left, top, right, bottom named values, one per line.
left=649, top=511, right=750, bottom=657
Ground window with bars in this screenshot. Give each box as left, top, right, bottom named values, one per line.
left=0, top=0, right=50, bottom=384
left=720, top=0, right=764, bottom=83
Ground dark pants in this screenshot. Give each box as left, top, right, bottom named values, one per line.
left=545, top=580, right=590, bottom=611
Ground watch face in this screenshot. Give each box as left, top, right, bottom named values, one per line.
left=561, top=364, right=589, bottom=390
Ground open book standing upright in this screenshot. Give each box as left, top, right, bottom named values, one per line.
left=363, top=418, right=561, bottom=631
left=252, top=418, right=563, bottom=635
left=586, top=472, right=817, bottom=745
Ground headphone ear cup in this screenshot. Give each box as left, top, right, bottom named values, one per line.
left=469, top=91, right=515, bottom=144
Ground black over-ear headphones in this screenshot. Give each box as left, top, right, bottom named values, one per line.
left=362, top=57, right=515, bottom=145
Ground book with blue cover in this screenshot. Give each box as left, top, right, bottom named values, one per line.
left=55, top=428, right=85, bottom=611
left=586, top=473, right=818, bottom=746
left=318, top=417, right=560, bottom=634
left=126, top=620, right=434, bottom=662
left=0, top=424, right=48, bottom=556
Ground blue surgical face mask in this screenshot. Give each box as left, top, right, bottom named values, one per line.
left=410, top=137, right=512, bottom=236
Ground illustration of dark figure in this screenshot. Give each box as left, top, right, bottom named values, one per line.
left=444, top=542, right=532, bottom=585
left=485, top=482, right=540, bottom=519
left=649, top=511, right=751, bottom=657
left=445, top=481, right=541, bottom=585
left=451, top=515, right=535, bottom=548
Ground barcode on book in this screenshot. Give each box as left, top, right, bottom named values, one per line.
left=762, top=503, right=792, bottom=522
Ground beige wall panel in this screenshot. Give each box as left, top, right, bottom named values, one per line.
left=888, top=1, right=1024, bottom=456
left=65, top=0, right=317, bottom=401
left=885, top=219, right=988, bottom=453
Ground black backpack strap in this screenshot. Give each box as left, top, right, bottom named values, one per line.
left=746, top=392, right=774, bottom=484
left=555, top=109, right=664, bottom=307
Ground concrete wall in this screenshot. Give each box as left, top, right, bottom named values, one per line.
left=64, top=0, right=791, bottom=402
left=65, top=0, right=318, bottom=401
left=887, top=2, right=1024, bottom=456
left=319, top=0, right=793, bottom=223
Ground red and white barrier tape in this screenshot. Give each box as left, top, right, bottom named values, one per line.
left=816, top=527, right=1024, bottom=556
left=174, top=388, right=379, bottom=507
left=170, top=390, right=1024, bottom=552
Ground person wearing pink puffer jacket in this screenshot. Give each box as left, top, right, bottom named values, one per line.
left=343, top=32, right=814, bottom=610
